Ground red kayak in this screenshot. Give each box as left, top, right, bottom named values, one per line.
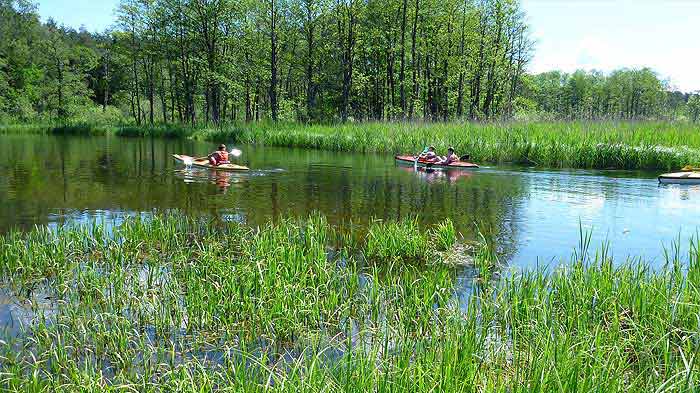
left=395, top=155, right=479, bottom=169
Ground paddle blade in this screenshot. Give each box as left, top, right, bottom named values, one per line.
left=230, top=148, right=242, bottom=157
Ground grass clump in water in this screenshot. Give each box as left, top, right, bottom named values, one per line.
left=431, top=219, right=458, bottom=252
left=365, top=217, right=456, bottom=262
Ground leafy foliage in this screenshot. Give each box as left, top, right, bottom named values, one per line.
left=521, top=69, right=695, bottom=121
left=0, top=1, right=696, bottom=125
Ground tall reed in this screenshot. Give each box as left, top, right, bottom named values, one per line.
left=4, top=121, right=699, bottom=169
left=195, top=121, right=700, bottom=170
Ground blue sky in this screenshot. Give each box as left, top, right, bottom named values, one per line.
left=38, top=0, right=119, bottom=32
left=522, top=0, right=700, bottom=92
left=37, top=0, right=700, bottom=92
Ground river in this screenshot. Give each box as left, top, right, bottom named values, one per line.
left=1, top=133, right=699, bottom=269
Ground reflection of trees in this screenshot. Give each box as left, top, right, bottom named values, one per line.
left=0, top=135, right=218, bottom=231
left=1, top=136, right=522, bottom=270
left=235, top=152, right=527, bottom=266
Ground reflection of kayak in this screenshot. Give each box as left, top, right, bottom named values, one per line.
left=394, top=155, right=479, bottom=169
left=397, top=165, right=474, bottom=182
left=658, top=172, right=700, bottom=184
left=172, top=154, right=249, bottom=171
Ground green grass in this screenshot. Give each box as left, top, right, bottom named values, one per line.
left=0, top=214, right=699, bottom=391
left=365, top=218, right=431, bottom=261
left=0, top=123, right=196, bottom=138
left=3, top=120, right=700, bottom=169
left=194, top=121, right=700, bottom=170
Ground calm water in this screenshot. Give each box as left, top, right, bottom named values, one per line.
left=1, top=134, right=700, bottom=269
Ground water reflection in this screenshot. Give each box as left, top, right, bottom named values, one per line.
left=1, top=134, right=700, bottom=268
left=175, top=168, right=249, bottom=192
left=397, top=166, right=475, bottom=184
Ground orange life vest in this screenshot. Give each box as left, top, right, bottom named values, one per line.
left=214, top=151, right=230, bottom=165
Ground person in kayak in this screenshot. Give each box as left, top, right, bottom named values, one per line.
left=418, top=146, right=439, bottom=163
left=208, top=144, right=230, bottom=166
left=438, top=147, right=459, bottom=165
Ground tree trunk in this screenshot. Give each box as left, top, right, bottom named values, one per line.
left=456, top=0, right=468, bottom=118
left=409, top=0, right=419, bottom=119
left=132, top=61, right=142, bottom=124
left=168, top=63, right=177, bottom=122
left=160, top=64, right=167, bottom=123
left=482, top=10, right=503, bottom=119
left=469, top=6, right=487, bottom=120
left=269, top=0, right=279, bottom=121
left=305, top=1, right=316, bottom=121
left=399, top=0, right=408, bottom=117
left=245, top=76, right=252, bottom=122
left=442, top=10, right=454, bottom=121
left=56, top=56, right=65, bottom=118
left=102, top=48, right=110, bottom=112
left=340, top=1, right=355, bottom=122
left=146, top=57, right=155, bottom=125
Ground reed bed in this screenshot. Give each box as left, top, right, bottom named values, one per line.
left=195, top=121, right=700, bottom=170
left=0, top=123, right=195, bottom=138
left=0, top=214, right=698, bottom=391
left=3, top=121, right=699, bottom=169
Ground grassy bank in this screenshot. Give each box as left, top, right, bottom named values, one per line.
left=0, top=214, right=698, bottom=391
left=195, top=121, right=700, bottom=170
left=0, top=123, right=197, bottom=138
left=2, top=121, right=700, bottom=169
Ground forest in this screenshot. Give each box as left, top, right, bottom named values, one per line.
left=1, top=0, right=699, bottom=125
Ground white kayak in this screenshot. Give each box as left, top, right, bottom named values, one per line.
left=658, top=171, right=700, bottom=184
left=173, top=154, right=249, bottom=171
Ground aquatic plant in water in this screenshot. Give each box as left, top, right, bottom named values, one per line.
left=0, top=214, right=698, bottom=391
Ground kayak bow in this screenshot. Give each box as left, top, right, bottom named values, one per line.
left=658, top=171, right=700, bottom=185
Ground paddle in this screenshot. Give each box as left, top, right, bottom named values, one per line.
left=415, top=146, right=430, bottom=170
left=185, top=148, right=243, bottom=167
left=193, top=148, right=242, bottom=161
left=413, top=155, right=435, bottom=169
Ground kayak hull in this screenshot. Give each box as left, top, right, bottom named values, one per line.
left=394, top=155, right=479, bottom=169
left=173, top=154, right=249, bottom=171
left=658, top=172, right=700, bottom=184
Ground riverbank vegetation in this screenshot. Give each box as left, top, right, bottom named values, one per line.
left=3, top=121, right=699, bottom=170
left=194, top=121, right=700, bottom=169
left=0, top=213, right=698, bottom=391
left=2, top=0, right=699, bottom=171
left=2, top=0, right=699, bottom=127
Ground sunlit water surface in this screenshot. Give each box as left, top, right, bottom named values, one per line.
left=2, top=134, right=700, bottom=335
left=1, top=134, right=699, bottom=269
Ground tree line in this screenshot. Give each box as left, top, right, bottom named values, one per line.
left=1, top=0, right=698, bottom=124
left=520, top=69, right=699, bottom=121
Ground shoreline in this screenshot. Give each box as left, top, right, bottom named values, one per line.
left=2, top=121, right=699, bottom=170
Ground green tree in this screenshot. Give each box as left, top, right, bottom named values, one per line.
left=688, top=94, right=700, bottom=123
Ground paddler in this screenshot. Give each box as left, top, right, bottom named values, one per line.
left=438, top=147, right=459, bottom=165
left=418, top=146, right=439, bottom=163
left=208, top=144, right=230, bottom=166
